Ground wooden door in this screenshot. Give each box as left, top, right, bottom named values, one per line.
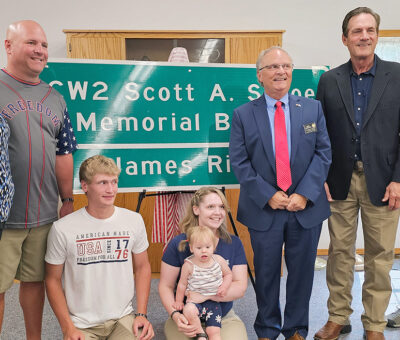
left=67, top=34, right=126, bottom=60
left=230, top=36, right=282, bottom=64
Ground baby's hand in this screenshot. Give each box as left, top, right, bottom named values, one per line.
left=172, top=301, right=184, bottom=311
left=217, top=285, right=228, bottom=297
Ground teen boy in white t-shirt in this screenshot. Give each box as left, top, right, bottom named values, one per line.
left=45, top=155, right=154, bottom=340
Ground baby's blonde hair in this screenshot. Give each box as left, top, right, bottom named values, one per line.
left=178, top=226, right=218, bottom=252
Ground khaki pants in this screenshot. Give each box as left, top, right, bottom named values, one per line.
left=326, top=169, right=399, bottom=331
left=164, top=309, right=248, bottom=340
left=0, top=223, right=52, bottom=293
left=79, top=314, right=141, bottom=340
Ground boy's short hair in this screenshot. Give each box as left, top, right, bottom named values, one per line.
left=79, top=155, right=121, bottom=184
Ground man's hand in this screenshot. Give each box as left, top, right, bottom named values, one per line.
left=324, top=182, right=333, bottom=202
left=268, top=191, right=290, bottom=210
left=382, top=181, right=400, bottom=210
left=286, top=193, right=307, bottom=212
left=133, top=315, right=154, bottom=340
left=59, top=201, right=74, bottom=218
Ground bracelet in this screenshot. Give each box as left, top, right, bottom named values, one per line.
left=134, top=312, right=148, bottom=319
left=170, top=310, right=181, bottom=319
left=61, top=197, right=74, bottom=203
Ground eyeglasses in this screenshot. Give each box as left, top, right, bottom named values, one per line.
left=259, top=63, right=294, bottom=71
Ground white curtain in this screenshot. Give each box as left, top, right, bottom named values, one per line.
left=376, top=37, right=400, bottom=62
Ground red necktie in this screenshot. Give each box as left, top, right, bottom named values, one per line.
left=274, top=101, right=292, bottom=191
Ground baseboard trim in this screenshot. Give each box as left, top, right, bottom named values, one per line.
left=317, top=248, right=400, bottom=255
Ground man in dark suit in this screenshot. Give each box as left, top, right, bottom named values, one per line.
left=229, top=47, right=331, bottom=340
left=314, top=7, right=400, bottom=340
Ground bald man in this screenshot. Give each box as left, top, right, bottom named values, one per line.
left=0, top=20, right=77, bottom=339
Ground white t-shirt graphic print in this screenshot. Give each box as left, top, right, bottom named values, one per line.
left=45, top=207, right=149, bottom=328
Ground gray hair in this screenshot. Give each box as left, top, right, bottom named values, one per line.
left=256, top=46, right=292, bottom=70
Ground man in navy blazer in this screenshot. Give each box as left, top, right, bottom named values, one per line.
left=229, top=47, right=331, bottom=340
left=314, top=7, right=400, bottom=340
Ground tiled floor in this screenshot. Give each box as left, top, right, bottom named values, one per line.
left=305, top=256, right=400, bottom=340
left=387, top=258, right=400, bottom=315
left=2, top=258, right=400, bottom=339
left=242, top=256, right=400, bottom=339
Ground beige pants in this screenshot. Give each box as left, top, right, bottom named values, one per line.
left=78, top=314, right=141, bottom=340
left=0, top=223, right=52, bottom=293
left=164, top=309, right=248, bottom=340
left=326, top=169, right=399, bottom=332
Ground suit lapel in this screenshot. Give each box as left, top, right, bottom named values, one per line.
left=335, top=64, right=356, bottom=129
left=363, top=58, right=390, bottom=128
left=253, top=96, right=276, bottom=170
left=289, top=95, right=302, bottom=165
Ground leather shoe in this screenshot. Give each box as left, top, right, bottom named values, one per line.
left=314, top=321, right=352, bottom=340
left=364, top=330, right=385, bottom=340
left=258, top=338, right=271, bottom=340
left=286, top=332, right=305, bottom=340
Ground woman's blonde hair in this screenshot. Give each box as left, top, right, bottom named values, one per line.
left=178, top=225, right=218, bottom=252
left=179, top=187, right=231, bottom=243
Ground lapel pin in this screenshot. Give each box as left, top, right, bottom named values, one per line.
left=296, top=103, right=301, bottom=107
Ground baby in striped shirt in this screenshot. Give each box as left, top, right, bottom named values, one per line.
left=173, top=225, right=232, bottom=340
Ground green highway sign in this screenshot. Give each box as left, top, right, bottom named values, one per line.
left=41, top=59, right=327, bottom=192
